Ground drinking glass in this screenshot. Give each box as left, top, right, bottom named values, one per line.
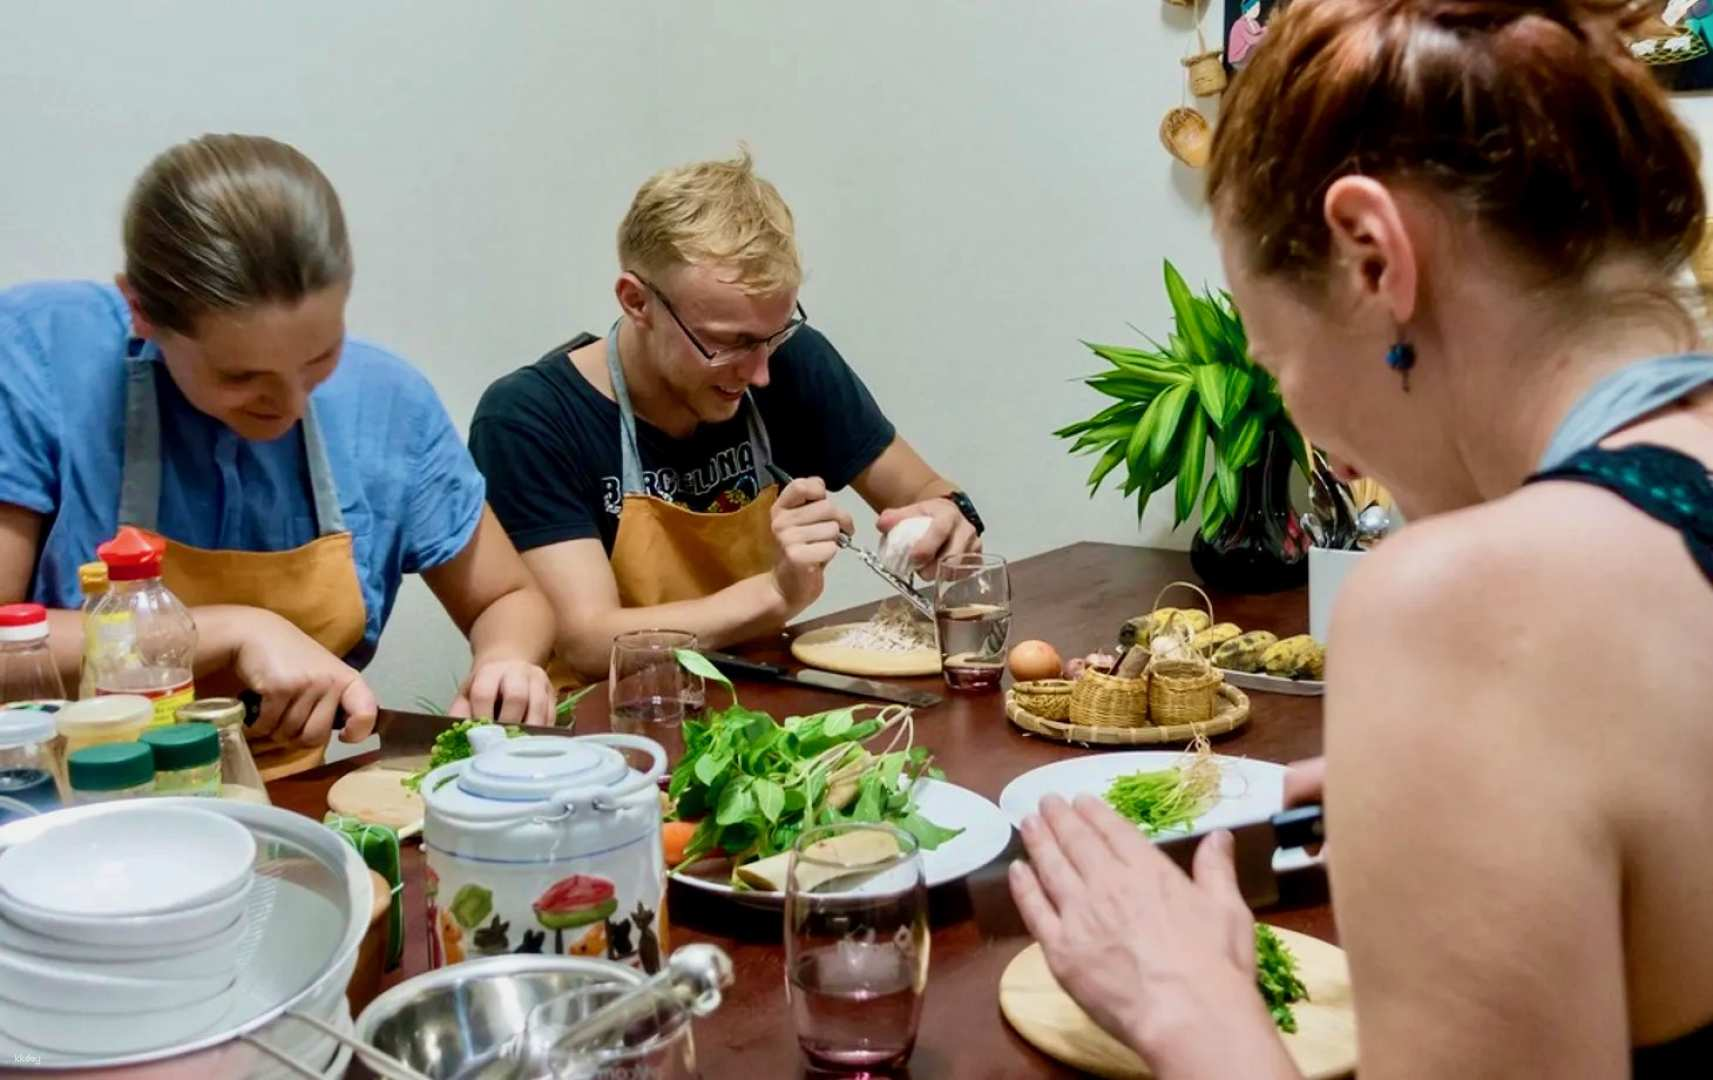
left=784, top=822, right=929, bottom=1075
left=932, top=553, right=1012, bottom=691
left=517, top=981, right=698, bottom=1079
left=609, top=630, right=702, bottom=767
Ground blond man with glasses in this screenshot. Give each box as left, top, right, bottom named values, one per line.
left=471, top=151, right=982, bottom=679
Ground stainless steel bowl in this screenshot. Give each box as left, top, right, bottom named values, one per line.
left=352, top=955, right=643, bottom=1079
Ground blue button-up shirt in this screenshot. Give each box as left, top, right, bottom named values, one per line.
left=0, top=281, right=485, bottom=668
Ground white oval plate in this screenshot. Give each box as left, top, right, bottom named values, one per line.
left=670, top=779, right=1013, bottom=908
left=997, top=752, right=1319, bottom=872
left=0, top=803, right=255, bottom=917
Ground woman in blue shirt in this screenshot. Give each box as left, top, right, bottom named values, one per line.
left=0, top=134, right=556, bottom=774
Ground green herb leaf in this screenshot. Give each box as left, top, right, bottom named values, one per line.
left=694, top=750, right=732, bottom=787
left=822, top=709, right=854, bottom=739
left=896, top=810, right=964, bottom=851
left=715, top=779, right=755, bottom=827
left=754, top=778, right=785, bottom=824
left=675, top=649, right=734, bottom=696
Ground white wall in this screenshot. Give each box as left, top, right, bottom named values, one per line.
left=5, top=2, right=1712, bottom=709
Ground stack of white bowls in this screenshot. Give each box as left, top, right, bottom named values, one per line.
left=0, top=803, right=257, bottom=1057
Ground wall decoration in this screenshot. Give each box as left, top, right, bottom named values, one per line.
left=1629, top=1, right=1713, bottom=91
left=1224, top=0, right=1287, bottom=73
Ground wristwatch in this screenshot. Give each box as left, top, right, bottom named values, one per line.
left=941, top=490, right=985, bottom=537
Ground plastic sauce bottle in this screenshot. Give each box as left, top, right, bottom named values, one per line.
left=0, top=603, right=67, bottom=706
left=177, top=698, right=269, bottom=805
left=77, top=560, right=111, bottom=700
left=142, top=722, right=221, bottom=796
left=89, top=528, right=196, bottom=727
left=66, top=741, right=155, bottom=804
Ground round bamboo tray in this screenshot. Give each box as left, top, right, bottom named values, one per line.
left=1005, top=683, right=1250, bottom=746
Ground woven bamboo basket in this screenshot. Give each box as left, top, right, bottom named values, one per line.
left=1011, top=679, right=1073, bottom=722
left=1068, top=667, right=1150, bottom=728
left=1183, top=49, right=1227, bottom=95
left=1148, top=654, right=1223, bottom=726
left=1007, top=683, right=1249, bottom=746
left=1160, top=106, right=1213, bottom=168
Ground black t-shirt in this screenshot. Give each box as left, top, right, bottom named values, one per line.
left=469, top=326, right=897, bottom=554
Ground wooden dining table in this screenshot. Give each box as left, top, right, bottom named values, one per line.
left=271, top=542, right=1334, bottom=1078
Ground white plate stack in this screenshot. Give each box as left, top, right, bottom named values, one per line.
left=0, top=804, right=257, bottom=1057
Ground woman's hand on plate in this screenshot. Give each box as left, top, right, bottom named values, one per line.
left=1009, top=795, right=1298, bottom=1078
left=452, top=655, right=553, bottom=725
left=231, top=609, right=377, bottom=745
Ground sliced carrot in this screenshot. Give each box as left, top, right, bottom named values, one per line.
left=662, top=820, right=698, bottom=867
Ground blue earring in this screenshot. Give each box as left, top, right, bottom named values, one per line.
left=1385, top=339, right=1416, bottom=392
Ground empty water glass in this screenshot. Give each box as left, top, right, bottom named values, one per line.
left=517, top=981, right=698, bottom=1079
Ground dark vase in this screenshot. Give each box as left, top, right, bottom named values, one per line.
left=1189, top=430, right=1309, bottom=594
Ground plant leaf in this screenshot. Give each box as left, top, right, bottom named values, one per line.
left=1174, top=404, right=1208, bottom=528
left=1163, top=262, right=1211, bottom=360
left=1087, top=441, right=1127, bottom=493
left=1201, top=477, right=1229, bottom=541
left=1215, top=445, right=1240, bottom=510
left=1146, top=383, right=1193, bottom=474
left=1125, top=405, right=1154, bottom=486
left=1222, top=366, right=1255, bottom=428
left=1221, top=409, right=1266, bottom=473
left=1278, top=421, right=1312, bottom=477
left=694, top=750, right=732, bottom=787
left=1192, top=365, right=1227, bottom=427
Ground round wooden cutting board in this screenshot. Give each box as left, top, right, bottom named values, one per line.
left=999, top=927, right=1357, bottom=1079
left=327, top=766, right=424, bottom=838
left=790, top=623, right=942, bottom=678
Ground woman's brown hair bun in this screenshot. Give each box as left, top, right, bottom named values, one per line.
left=123, top=134, right=352, bottom=336
left=1208, top=0, right=1703, bottom=288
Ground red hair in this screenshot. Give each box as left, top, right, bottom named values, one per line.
left=1208, top=0, right=1704, bottom=285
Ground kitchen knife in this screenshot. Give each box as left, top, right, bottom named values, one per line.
left=1152, top=804, right=1324, bottom=910
left=700, top=649, right=943, bottom=709
left=239, top=696, right=577, bottom=759
left=763, top=462, right=937, bottom=621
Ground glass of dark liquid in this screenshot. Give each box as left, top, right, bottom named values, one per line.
left=932, top=553, right=1011, bottom=691
left=785, top=822, right=928, bottom=1075
left=608, top=630, right=703, bottom=768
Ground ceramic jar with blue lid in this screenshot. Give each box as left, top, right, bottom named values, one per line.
left=420, top=728, right=667, bottom=974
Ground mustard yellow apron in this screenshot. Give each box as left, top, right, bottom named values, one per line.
left=119, top=349, right=367, bottom=781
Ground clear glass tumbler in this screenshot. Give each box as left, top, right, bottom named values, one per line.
left=609, top=630, right=702, bottom=767
left=784, top=822, right=929, bottom=1075
left=932, top=553, right=1012, bottom=691
left=518, top=981, right=698, bottom=1079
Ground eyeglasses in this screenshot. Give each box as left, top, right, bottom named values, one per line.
left=638, top=276, right=807, bottom=367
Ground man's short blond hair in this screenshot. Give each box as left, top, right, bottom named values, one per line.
left=618, top=149, right=802, bottom=296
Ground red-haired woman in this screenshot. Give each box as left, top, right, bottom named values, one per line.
left=1011, top=2, right=1713, bottom=1075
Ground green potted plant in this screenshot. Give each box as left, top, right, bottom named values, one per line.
left=1056, top=260, right=1313, bottom=592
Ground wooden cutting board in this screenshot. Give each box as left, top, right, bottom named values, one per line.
left=327, top=766, right=424, bottom=839
left=790, top=624, right=942, bottom=677
left=999, top=927, right=1357, bottom=1079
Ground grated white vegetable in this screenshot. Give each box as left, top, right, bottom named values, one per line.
left=834, top=598, right=936, bottom=652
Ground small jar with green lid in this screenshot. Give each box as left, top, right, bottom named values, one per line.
left=66, top=741, right=155, bottom=804
left=141, top=722, right=221, bottom=796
